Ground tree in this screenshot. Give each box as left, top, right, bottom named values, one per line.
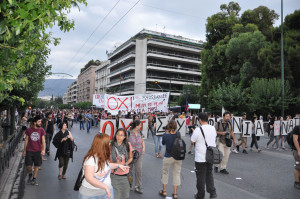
left=248, top=78, right=292, bottom=115
left=208, top=82, right=246, bottom=114
left=0, top=0, right=87, bottom=108
left=80, top=59, right=101, bottom=73
left=177, top=85, right=200, bottom=106
left=220, top=1, right=241, bottom=16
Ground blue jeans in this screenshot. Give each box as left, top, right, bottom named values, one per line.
left=86, top=121, right=91, bottom=133
left=80, top=121, right=85, bottom=130
left=79, top=188, right=114, bottom=199
left=152, top=134, right=162, bottom=154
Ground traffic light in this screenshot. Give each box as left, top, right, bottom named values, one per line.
left=155, top=81, right=158, bottom=84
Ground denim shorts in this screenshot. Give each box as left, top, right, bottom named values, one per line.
left=79, top=188, right=114, bottom=199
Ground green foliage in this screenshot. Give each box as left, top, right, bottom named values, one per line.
left=208, top=82, right=246, bottom=114
left=248, top=78, right=292, bottom=115
left=176, top=85, right=200, bottom=106
left=0, top=0, right=87, bottom=109
left=80, top=59, right=101, bottom=73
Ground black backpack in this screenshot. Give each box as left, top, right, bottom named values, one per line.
left=168, top=132, right=186, bottom=160
left=287, top=126, right=299, bottom=150
left=78, top=114, right=83, bottom=120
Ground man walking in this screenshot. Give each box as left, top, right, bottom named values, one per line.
left=192, top=113, right=217, bottom=199
left=215, top=112, right=237, bottom=174
left=236, top=112, right=248, bottom=154
left=85, top=110, right=92, bottom=133
left=23, top=116, right=46, bottom=186
left=45, top=112, right=56, bottom=156
left=292, top=126, right=300, bottom=189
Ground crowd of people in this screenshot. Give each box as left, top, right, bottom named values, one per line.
left=17, top=108, right=300, bottom=199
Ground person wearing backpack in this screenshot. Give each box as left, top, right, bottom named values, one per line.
left=78, top=111, right=85, bottom=130
left=292, top=126, right=300, bottom=189
left=159, top=119, right=184, bottom=199
left=52, top=122, right=74, bottom=180
left=191, top=113, right=217, bottom=199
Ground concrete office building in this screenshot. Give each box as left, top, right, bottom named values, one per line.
left=106, top=29, right=203, bottom=99
left=95, top=60, right=110, bottom=94
left=77, top=65, right=96, bottom=102
left=63, top=80, right=77, bottom=104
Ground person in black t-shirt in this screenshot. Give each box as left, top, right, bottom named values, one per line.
left=45, top=112, right=56, bottom=156
left=292, top=126, right=300, bottom=189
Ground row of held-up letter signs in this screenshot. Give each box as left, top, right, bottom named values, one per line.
left=99, top=117, right=300, bottom=139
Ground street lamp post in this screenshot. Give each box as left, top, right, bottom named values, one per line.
left=281, top=0, right=285, bottom=116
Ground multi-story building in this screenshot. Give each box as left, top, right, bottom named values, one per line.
left=95, top=60, right=110, bottom=94
left=105, top=29, right=203, bottom=100
left=77, top=66, right=96, bottom=102
left=63, top=80, right=77, bottom=104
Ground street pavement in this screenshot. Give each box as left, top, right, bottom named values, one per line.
left=22, top=122, right=300, bottom=199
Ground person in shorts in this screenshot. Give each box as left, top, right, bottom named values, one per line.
left=292, top=126, right=300, bottom=189
left=23, top=115, right=46, bottom=186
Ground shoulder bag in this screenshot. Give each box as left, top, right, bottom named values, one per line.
left=200, top=127, right=223, bottom=164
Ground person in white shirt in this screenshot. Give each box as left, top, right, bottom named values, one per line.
left=191, top=112, right=217, bottom=199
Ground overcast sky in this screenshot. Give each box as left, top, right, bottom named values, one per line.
left=47, top=0, right=299, bottom=79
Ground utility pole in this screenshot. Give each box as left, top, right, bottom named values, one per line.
left=281, top=0, right=284, bottom=116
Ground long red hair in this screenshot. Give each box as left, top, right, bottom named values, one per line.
left=82, top=134, right=110, bottom=172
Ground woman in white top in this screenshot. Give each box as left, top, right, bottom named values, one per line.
left=79, top=134, right=129, bottom=199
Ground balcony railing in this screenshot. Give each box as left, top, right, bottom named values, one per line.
left=109, top=51, right=135, bottom=67
left=148, top=38, right=202, bottom=50
left=148, top=50, right=200, bottom=61
left=147, top=63, right=200, bottom=72
left=109, top=64, right=135, bottom=76
left=107, top=76, right=135, bottom=86
left=147, top=75, right=200, bottom=83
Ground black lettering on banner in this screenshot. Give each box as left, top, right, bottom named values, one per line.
left=233, top=117, right=242, bottom=133
left=176, top=120, right=184, bottom=132
left=288, top=120, right=294, bottom=132
left=208, top=118, right=215, bottom=126
left=156, top=117, right=167, bottom=136
left=255, top=121, right=263, bottom=136
left=294, top=118, right=300, bottom=126
left=243, top=121, right=251, bottom=136
left=282, top=121, right=289, bottom=134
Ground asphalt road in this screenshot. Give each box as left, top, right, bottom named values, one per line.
left=22, top=122, right=300, bottom=199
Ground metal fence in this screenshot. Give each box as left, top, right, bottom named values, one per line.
left=0, top=127, right=23, bottom=180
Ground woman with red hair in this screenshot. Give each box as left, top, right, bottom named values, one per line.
left=79, top=134, right=128, bottom=199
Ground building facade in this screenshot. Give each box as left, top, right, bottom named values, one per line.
left=63, top=80, right=77, bottom=104
left=77, top=66, right=96, bottom=102
left=105, top=29, right=203, bottom=98
left=95, top=60, right=110, bottom=94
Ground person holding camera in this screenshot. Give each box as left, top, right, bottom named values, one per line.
left=214, top=112, right=236, bottom=174
left=192, top=113, right=217, bottom=199
left=127, top=120, right=145, bottom=194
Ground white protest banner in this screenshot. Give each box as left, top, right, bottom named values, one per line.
left=176, top=118, right=186, bottom=137
left=105, top=93, right=169, bottom=115
left=288, top=119, right=294, bottom=133
left=119, top=119, right=132, bottom=132
left=255, top=120, right=265, bottom=136
left=156, top=116, right=168, bottom=136
left=93, top=94, right=105, bottom=108
left=208, top=118, right=215, bottom=127
left=281, top=121, right=289, bottom=135
left=100, top=119, right=116, bottom=140
left=242, top=120, right=252, bottom=137
left=233, top=117, right=242, bottom=134
left=118, top=119, right=148, bottom=139
left=274, top=121, right=281, bottom=136
left=294, top=118, right=300, bottom=127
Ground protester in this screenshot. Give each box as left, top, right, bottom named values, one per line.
left=23, top=116, right=46, bottom=186
left=78, top=111, right=85, bottom=130
left=188, top=115, right=196, bottom=154
left=79, top=134, right=129, bottom=199
left=250, top=117, right=262, bottom=152
left=192, top=113, right=217, bottom=199
left=266, top=115, right=279, bottom=150
left=21, top=113, right=28, bottom=139
left=110, top=128, right=133, bottom=199
left=292, top=126, right=300, bottom=189
left=45, top=112, right=56, bottom=156
left=127, top=120, right=145, bottom=194
left=52, top=122, right=74, bottom=180
left=159, top=119, right=182, bottom=199
left=85, top=110, right=92, bottom=133
left=215, top=112, right=237, bottom=174
left=236, top=112, right=248, bottom=154
left=149, top=113, right=162, bottom=158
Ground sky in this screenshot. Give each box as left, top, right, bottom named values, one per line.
left=47, top=0, right=300, bottom=79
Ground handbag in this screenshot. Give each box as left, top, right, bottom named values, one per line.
left=225, top=137, right=232, bottom=147
left=200, top=127, right=223, bottom=164
left=132, top=150, right=139, bottom=159
left=74, top=167, right=84, bottom=191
